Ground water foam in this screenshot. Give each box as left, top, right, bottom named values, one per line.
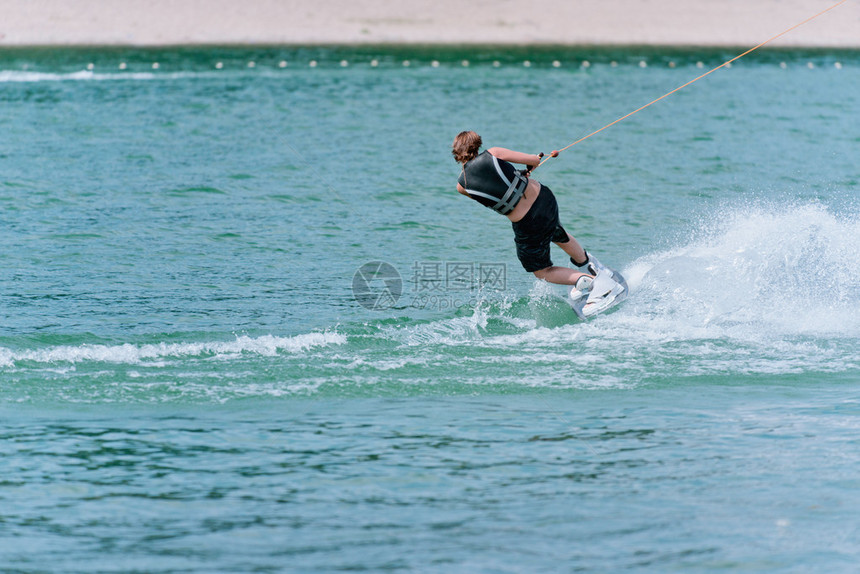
left=0, top=70, right=225, bottom=83
left=6, top=203, right=855, bottom=389
left=0, top=331, right=345, bottom=368
left=364, top=200, right=860, bottom=386
left=627, top=201, right=860, bottom=337
left=0, top=68, right=290, bottom=83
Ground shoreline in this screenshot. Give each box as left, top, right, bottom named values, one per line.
left=3, top=41, right=858, bottom=51
left=2, top=44, right=859, bottom=55
left=1, top=1, right=858, bottom=49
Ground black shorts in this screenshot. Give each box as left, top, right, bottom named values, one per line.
left=511, top=185, right=570, bottom=273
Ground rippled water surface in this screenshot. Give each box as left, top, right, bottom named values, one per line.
left=2, top=46, right=860, bottom=572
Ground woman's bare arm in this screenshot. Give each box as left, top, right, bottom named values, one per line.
left=487, top=147, right=541, bottom=168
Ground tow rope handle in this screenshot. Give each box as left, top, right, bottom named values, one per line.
left=524, top=150, right=559, bottom=176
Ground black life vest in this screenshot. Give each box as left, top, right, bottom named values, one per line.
left=458, top=151, right=529, bottom=215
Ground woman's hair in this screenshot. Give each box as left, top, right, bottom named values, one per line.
left=452, top=131, right=482, bottom=164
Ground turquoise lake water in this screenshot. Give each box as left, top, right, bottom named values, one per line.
left=2, top=46, right=860, bottom=572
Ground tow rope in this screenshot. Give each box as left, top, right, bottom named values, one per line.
left=537, top=0, right=849, bottom=169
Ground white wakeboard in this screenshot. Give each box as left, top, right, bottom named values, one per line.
left=567, top=265, right=628, bottom=320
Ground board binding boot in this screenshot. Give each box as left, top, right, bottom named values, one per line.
left=571, top=250, right=602, bottom=277
left=568, top=274, right=593, bottom=302
left=569, top=251, right=606, bottom=303
left=582, top=267, right=624, bottom=318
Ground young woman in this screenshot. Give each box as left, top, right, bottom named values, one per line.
left=452, top=130, right=621, bottom=312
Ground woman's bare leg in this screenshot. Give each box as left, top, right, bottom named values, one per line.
left=533, top=266, right=590, bottom=286
left=554, top=232, right=587, bottom=265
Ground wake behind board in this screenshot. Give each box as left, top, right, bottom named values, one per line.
left=567, top=265, right=628, bottom=320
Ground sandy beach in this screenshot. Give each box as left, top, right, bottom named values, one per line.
left=1, top=0, right=857, bottom=47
